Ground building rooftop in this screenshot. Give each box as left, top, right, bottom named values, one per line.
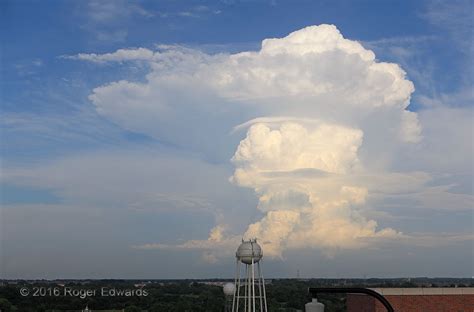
left=370, top=287, right=474, bottom=295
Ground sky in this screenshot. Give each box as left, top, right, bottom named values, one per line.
left=0, top=0, right=473, bottom=279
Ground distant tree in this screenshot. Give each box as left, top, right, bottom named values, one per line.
left=149, top=302, right=169, bottom=312
left=0, top=298, right=17, bottom=312
left=124, top=305, right=141, bottom=312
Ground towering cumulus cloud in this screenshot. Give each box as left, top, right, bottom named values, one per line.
left=230, top=122, right=395, bottom=257
left=85, top=25, right=422, bottom=259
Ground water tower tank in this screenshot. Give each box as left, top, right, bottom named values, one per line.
left=223, top=283, right=235, bottom=296
left=236, top=239, right=263, bottom=264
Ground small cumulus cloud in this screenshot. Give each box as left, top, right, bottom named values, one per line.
left=132, top=225, right=240, bottom=262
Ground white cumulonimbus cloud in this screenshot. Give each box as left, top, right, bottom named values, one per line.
left=71, top=24, right=435, bottom=259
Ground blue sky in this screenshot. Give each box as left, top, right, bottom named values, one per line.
left=1, top=0, right=471, bottom=164
left=1, top=0, right=473, bottom=279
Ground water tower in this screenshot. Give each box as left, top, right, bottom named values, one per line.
left=223, top=282, right=236, bottom=312
left=232, top=239, right=268, bottom=312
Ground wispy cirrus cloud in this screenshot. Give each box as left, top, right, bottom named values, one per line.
left=78, top=0, right=153, bottom=43
left=177, top=5, right=222, bottom=18
left=62, top=47, right=157, bottom=63
left=422, top=0, right=473, bottom=52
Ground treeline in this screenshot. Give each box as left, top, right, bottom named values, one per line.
left=0, top=280, right=342, bottom=312
left=1, top=278, right=472, bottom=312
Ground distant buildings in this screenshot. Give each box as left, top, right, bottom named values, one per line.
left=347, top=287, right=474, bottom=312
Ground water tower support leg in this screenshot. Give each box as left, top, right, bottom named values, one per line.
left=258, top=262, right=268, bottom=312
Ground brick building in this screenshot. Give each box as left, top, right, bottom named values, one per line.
left=347, top=288, right=474, bottom=312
